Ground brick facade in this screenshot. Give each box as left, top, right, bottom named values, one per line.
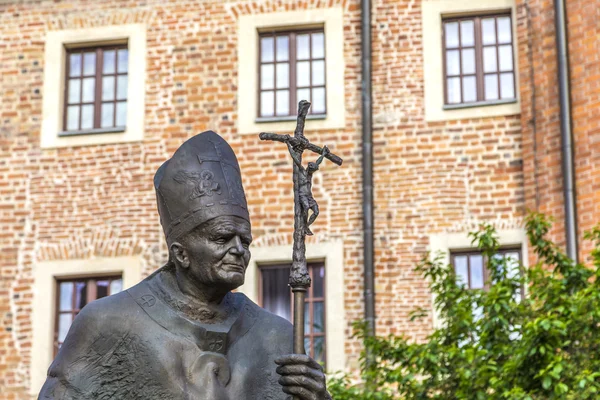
left=0, top=0, right=592, bottom=398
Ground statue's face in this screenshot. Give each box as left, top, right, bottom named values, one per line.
left=182, top=215, right=252, bottom=291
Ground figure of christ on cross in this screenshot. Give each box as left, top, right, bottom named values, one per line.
left=259, top=100, right=342, bottom=386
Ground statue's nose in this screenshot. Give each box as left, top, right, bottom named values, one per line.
left=229, top=236, right=245, bottom=255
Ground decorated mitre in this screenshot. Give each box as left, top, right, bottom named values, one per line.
left=154, top=131, right=249, bottom=246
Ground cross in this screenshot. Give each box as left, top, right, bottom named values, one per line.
left=259, top=100, right=343, bottom=366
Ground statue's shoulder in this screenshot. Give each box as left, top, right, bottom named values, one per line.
left=233, top=292, right=293, bottom=346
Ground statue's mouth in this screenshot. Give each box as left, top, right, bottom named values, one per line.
left=222, top=263, right=245, bottom=273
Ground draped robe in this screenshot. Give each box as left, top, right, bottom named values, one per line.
left=39, top=268, right=292, bottom=399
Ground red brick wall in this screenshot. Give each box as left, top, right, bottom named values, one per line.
left=516, top=0, right=599, bottom=263
left=0, top=0, right=528, bottom=398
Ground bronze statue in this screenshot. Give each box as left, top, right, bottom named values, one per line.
left=39, top=130, right=331, bottom=399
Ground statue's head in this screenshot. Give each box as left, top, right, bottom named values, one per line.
left=154, top=131, right=251, bottom=290
left=307, top=162, right=318, bottom=173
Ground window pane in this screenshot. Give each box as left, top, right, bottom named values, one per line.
left=313, top=336, right=325, bottom=364
left=81, top=105, right=94, bottom=130
left=447, top=77, right=461, bottom=104
left=58, top=313, right=73, bottom=342
left=261, top=267, right=291, bottom=321
left=499, top=45, right=513, bottom=72
left=101, top=103, right=115, bottom=127
left=304, top=337, right=311, bottom=356
left=500, top=72, right=515, bottom=99
left=59, top=282, right=73, bottom=311
left=462, top=76, right=477, bottom=103
left=313, top=302, right=325, bottom=333
left=276, top=63, right=289, bottom=89
left=297, top=34, right=310, bottom=60
left=276, top=90, right=289, bottom=116
left=313, top=266, right=324, bottom=298
left=297, top=88, right=310, bottom=103
left=68, top=79, right=81, bottom=104
left=482, top=18, right=497, bottom=45
left=83, top=52, right=96, bottom=75
left=504, top=252, right=521, bottom=279
left=102, top=76, right=115, bottom=101
left=312, top=32, right=325, bottom=58
left=75, top=281, right=87, bottom=309
left=460, top=20, right=475, bottom=47
left=470, top=255, right=484, bottom=289
left=66, top=106, right=80, bottom=130
left=116, top=102, right=127, bottom=126
left=454, top=256, right=469, bottom=285
left=296, top=61, right=310, bottom=87
left=69, top=53, right=81, bottom=77
left=260, top=64, right=274, bottom=90
left=260, top=91, right=274, bottom=117
left=97, top=280, right=109, bottom=299
left=117, top=76, right=127, bottom=100
left=461, top=48, right=475, bottom=75
left=444, top=22, right=459, bottom=48
left=485, top=74, right=499, bottom=100
left=497, top=17, right=512, bottom=44
left=103, top=50, right=116, bottom=74
left=446, top=50, right=460, bottom=76
left=261, top=37, right=274, bottom=62
left=312, top=87, right=325, bottom=114
left=82, top=77, right=95, bottom=103
left=276, top=36, right=289, bottom=62
left=110, top=279, right=123, bottom=294
left=312, top=60, right=325, bottom=86
left=483, top=47, right=497, bottom=73
left=117, top=49, right=128, bottom=73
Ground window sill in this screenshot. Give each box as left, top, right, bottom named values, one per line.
left=57, top=127, right=126, bottom=137
left=443, top=99, right=517, bottom=111
left=255, top=114, right=327, bottom=123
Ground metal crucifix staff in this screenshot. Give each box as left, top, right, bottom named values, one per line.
left=259, top=100, right=343, bottom=366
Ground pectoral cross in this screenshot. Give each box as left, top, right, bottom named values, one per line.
left=259, top=100, right=343, bottom=366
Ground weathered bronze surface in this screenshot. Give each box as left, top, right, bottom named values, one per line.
left=39, top=130, right=331, bottom=399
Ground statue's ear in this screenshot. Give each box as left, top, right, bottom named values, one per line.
left=171, top=242, right=190, bottom=269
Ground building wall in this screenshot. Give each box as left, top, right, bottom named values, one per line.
left=516, top=0, right=600, bottom=264
left=0, top=0, right=531, bottom=398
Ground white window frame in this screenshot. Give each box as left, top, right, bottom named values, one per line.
left=238, top=240, right=346, bottom=372
left=422, top=0, right=520, bottom=121
left=237, top=7, right=345, bottom=134
left=428, top=228, right=528, bottom=327
left=41, top=24, right=146, bottom=148
left=29, top=256, right=143, bottom=395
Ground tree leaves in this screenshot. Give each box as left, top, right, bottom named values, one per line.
left=329, top=213, right=600, bottom=399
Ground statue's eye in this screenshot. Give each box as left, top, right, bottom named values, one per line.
left=214, top=237, right=228, bottom=244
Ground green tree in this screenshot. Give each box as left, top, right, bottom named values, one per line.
left=329, top=213, right=600, bottom=399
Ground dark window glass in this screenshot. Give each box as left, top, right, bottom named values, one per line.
left=443, top=14, right=515, bottom=105
left=260, top=262, right=326, bottom=365
left=64, top=45, right=128, bottom=132
left=259, top=29, right=326, bottom=118
left=54, top=276, right=123, bottom=355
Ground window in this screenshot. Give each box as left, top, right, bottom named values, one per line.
left=64, top=46, right=128, bottom=133
left=260, top=262, right=326, bottom=365
left=54, top=276, right=123, bottom=355
left=443, top=14, right=516, bottom=106
left=451, top=248, right=522, bottom=290
left=258, top=30, right=326, bottom=118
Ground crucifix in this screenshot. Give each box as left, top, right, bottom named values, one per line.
left=259, top=100, right=343, bottom=370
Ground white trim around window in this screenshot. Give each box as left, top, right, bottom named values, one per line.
left=428, top=228, right=528, bottom=327
left=29, top=256, right=143, bottom=396
left=41, top=24, right=146, bottom=148
left=237, top=7, right=345, bottom=134
left=422, top=0, right=520, bottom=121
left=238, top=240, right=346, bottom=373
